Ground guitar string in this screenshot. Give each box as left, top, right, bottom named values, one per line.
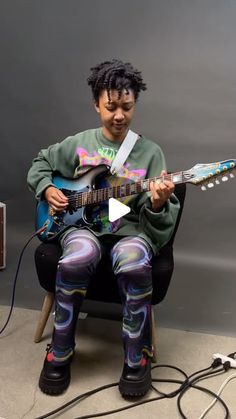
left=66, top=168, right=234, bottom=209
left=66, top=173, right=182, bottom=209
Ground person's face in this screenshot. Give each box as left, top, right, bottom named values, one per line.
left=94, top=89, right=136, bottom=141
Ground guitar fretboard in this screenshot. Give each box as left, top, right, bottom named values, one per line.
left=69, top=172, right=186, bottom=209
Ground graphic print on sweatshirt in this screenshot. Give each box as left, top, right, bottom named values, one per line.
left=74, top=146, right=147, bottom=233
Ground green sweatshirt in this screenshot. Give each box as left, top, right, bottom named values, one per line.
left=27, top=128, right=180, bottom=254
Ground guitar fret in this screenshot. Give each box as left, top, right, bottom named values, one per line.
left=73, top=170, right=187, bottom=209
left=137, top=181, right=142, bottom=193
left=120, top=185, right=126, bottom=197
left=97, top=190, right=101, bottom=203
left=141, top=180, right=149, bottom=191
left=75, top=195, right=79, bottom=208
left=75, top=171, right=185, bottom=209
left=130, top=183, right=136, bottom=194
left=97, top=190, right=101, bottom=202
left=92, top=190, right=97, bottom=204
left=109, top=187, right=113, bottom=198
left=88, top=192, right=91, bottom=205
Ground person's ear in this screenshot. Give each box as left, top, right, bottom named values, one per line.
left=94, top=101, right=100, bottom=114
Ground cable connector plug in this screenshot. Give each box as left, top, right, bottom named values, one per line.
left=227, top=351, right=236, bottom=360
left=213, top=353, right=236, bottom=368
left=211, top=357, right=222, bottom=368
left=223, top=361, right=231, bottom=371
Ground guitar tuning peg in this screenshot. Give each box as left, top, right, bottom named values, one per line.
left=207, top=182, right=214, bottom=188
left=230, top=173, right=234, bottom=178
left=222, top=175, right=228, bottom=182
left=201, top=185, right=207, bottom=191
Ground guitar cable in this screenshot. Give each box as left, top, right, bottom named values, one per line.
left=0, top=226, right=47, bottom=335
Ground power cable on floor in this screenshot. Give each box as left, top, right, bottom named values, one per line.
left=198, top=372, right=236, bottom=419
left=0, top=226, right=46, bottom=335
left=35, top=361, right=231, bottom=419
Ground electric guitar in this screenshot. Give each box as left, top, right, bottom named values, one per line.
left=36, top=159, right=236, bottom=242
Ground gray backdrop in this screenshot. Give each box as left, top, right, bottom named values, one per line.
left=1, top=0, right=236, bottom=336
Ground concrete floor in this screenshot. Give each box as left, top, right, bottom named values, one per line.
left=1, top=305, right=236, bottom=419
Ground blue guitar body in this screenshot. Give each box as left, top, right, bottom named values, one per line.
left=36, top=164, right=110, bottom=242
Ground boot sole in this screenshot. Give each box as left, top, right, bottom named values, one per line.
left=39, top=371, right=71, bottom=396
left=119, top=372, right=152, bottom=397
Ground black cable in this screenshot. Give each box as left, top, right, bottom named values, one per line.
left=152, top=363, right=189, bottom=379
left=178, top=383, right=229, bottom=419
left=35, top=364, right=188, bottom=419
left=177, top=366, right=229, bottom=419
left=0, top=226, right=46, bottom=335
left=150, top=364, right=189, bottom=397
left=188, top=364, right=218, bottom=380
left=32, top=358, right=233, bottom=419
left=72, top=395, right=167, bottom=419
left=150, top=363, right=221, bottom=398
left=192, top=383, right=230, bottom=417
left=78, top=367, right=202, bottom=419
left=35, top=383, right=119, bottom=419
left=36, top=363, right=224, bottom=419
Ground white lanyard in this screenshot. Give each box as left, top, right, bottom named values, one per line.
left=110, top=130, right=139, bottom=175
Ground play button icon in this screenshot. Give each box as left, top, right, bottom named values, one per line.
left=108, top=198, right=131, bottom=222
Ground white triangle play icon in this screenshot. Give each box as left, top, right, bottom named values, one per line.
left=108, top=198, right=131, bottom=222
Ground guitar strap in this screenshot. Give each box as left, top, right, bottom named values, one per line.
left=110, top=129, right=139, bottom=175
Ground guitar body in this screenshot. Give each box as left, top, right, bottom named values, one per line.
left=36, top=164, right=110, bottom=242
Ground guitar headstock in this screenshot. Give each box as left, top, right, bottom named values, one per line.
left=183, top=159, right=236, bottom=190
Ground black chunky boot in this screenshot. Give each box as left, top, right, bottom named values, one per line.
left=119, top=356, right=152, bottom=397
left=39, top=345, right=73, bottom=396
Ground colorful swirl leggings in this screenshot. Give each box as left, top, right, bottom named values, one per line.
left=52, top=229, right=153, bottom=368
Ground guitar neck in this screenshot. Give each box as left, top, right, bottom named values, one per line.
left=76, top=171, right=186, bottom=208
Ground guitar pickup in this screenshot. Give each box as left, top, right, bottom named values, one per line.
left=67, top=204, right=77, bottom=215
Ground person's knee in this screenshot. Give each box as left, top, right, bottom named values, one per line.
left=111, top=236, right=152, bottom=276
left=58, top=230, right=102, bottom=280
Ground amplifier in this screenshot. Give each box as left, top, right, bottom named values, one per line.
left=0, top=202, right=6, bottom=269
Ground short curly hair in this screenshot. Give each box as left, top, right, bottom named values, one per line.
left=87, top=59, right=147, bottom=103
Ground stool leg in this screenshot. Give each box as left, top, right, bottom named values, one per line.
left=34, top=292, right=54, bottom=343
left=151, top=306, right=158, bottom=363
